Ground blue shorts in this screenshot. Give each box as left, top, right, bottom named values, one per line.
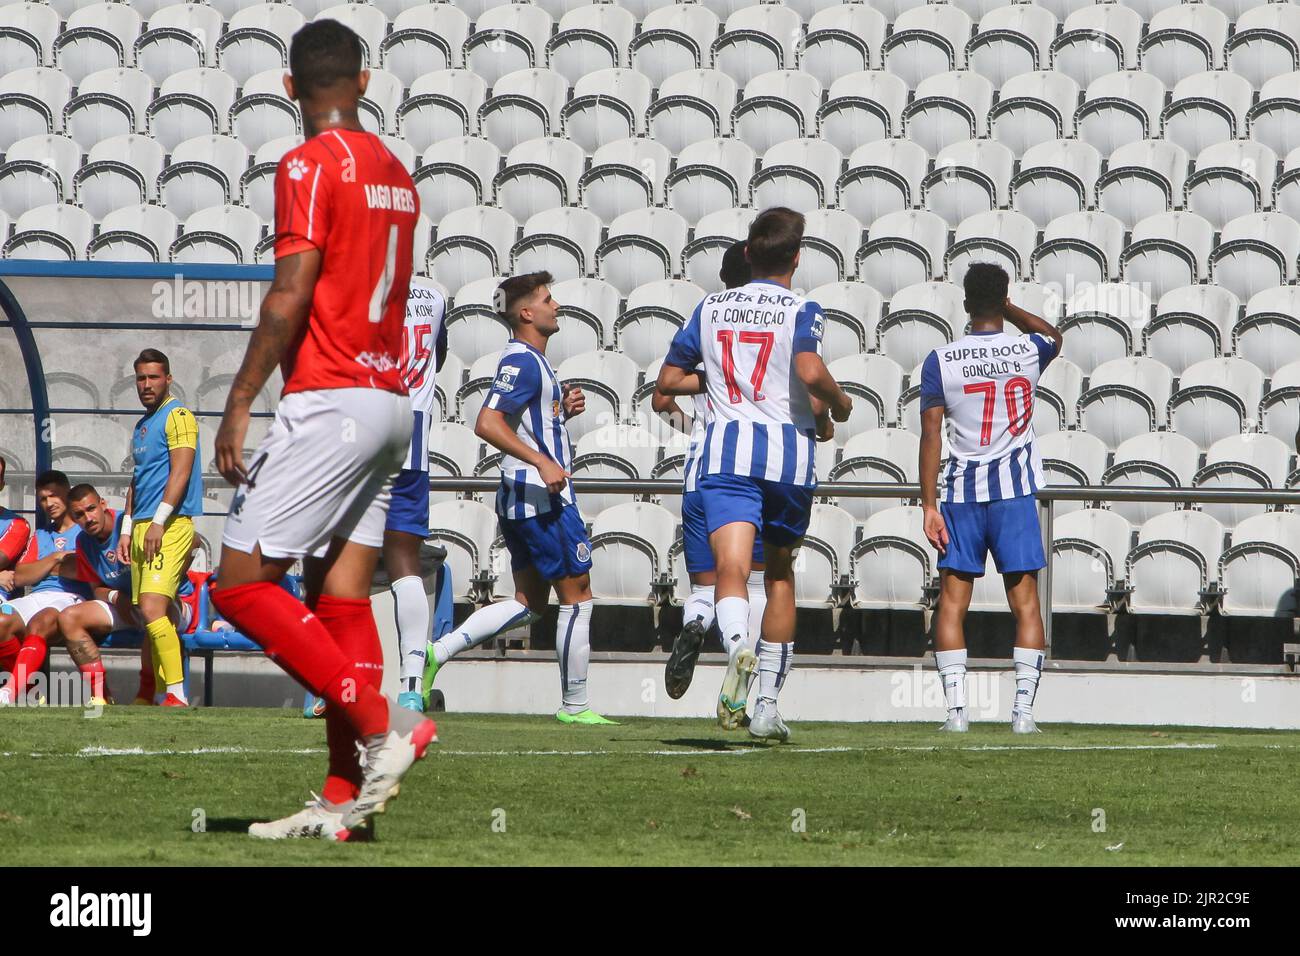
left=938, top=495, right=1045, bottom=576
left=697, top=473, right=814, bottom=548
left=499, top=504, right=593, bottom=582
left=682, top=489, right=765, bottom=575
left=385, top=468, right=430, bottom=537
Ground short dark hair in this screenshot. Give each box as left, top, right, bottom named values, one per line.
left=134, top=348, right=170, bottom=374
left=719, top=240, right=751, bottom=289
left=290, top=20, right=364, bottom=100
left=68, top=483, right=99, bottom=502
left=35, top=469, right=69, bottom=491
left=963, top=263, right=1010, bottom=315
left=496, top=272, right=553, bottom=325
left=746, top=208, right=804, bottom=276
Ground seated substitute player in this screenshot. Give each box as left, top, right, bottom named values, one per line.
left=658, top=209, right=852, bottom=741
left=918, top=262, right=1061, bottom=734
left=386, top=275, right=448, bottom=713
left=59, top=483, right=197, bottom=705
left=0, top=455, right=33, bottom=671
left=0, top=470, right=92, bottom=705
left=421, top=272, right=615, bottom=725
left=115, top=349, right=204, bottom=708
left=655, top=240, right=768, bottom=700
left=211, top=20, right=435, bottom=841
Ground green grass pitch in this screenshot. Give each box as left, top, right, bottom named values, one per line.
left=3, top=708, right=1298, bottom=866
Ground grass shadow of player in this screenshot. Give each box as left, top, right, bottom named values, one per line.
left=657, top=737, right=765, bottom=751
left=200, top=817, right=263, bottom=833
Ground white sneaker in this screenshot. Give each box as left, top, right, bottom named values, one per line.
left=748, top=703, right=791, bottom=743
left=1011, top=711, right=1041, bottom=734
left=717, top=648, right=757, bottom=730
left=248, top=794, right=368, bottom=842
left=342, top=698, right=438, bottom=830
left=939, top=708, right=969, bottom=732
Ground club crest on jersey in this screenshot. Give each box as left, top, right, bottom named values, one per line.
left=552, top=400, right=561, bottom=418
left=576, top=541, right=591, bottom=563
left=495, top=365, right=521, bottom=393
left=287, top=157, right=310, bottom=181
left=55, top=537, right=67, bottom=549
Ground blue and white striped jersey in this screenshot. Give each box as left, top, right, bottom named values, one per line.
left=484, top=339, right=577, bottom=519
left=399, top=277, right=447, bottom=472
left=681, top=377, right=710, bottom=494
left=920, top=330, right=1059, bottom=503
left=665, top=280, right=824, bottom=489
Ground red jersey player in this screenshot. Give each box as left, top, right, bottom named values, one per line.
left=211, top=20, right=435, bottom=841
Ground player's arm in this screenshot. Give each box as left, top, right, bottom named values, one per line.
left=475, top=359, right=568, bottom=493
left=658, top=305, right=706, bottom=397
left=655, top=364, right=705, bottom=397
left=0, top=516, right=30, bottom=572
left=917, top=352, right=948, bottom=554
left=1003, top=299, right=1063, bottom=358
left=115, top=485, right=133, bottom=564
left=143, top=408, right=199, bottom=561
left=214, top=249, right=322, bottom=485
left=13, top=540, right=68, bottom=587
left=650, top=389, right=693, bottom=436
left=794, top=353, right=852, bottom=422
left=810, top=395, right=834, bottom=443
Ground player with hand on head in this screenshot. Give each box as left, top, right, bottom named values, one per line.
left=421, top=272, right=616, bottom=725
left=210, top=19, right=434, bottom=841
left=918, top=263, right=1062, bottom=734
left=658, top=209, right=851, bottom=741
left=0, top=471, right=92, bottom=706
left=59, top=484, right=197, bottom=706
left=385, top=276, right=448, bottom=713
left=117, top=349, right=203, bottom=708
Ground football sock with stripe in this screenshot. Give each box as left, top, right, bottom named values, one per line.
left=556, top=600, right=593, bottom=715
left=210, top=580, right=388, bottom=737
left=1013, top=646, right=1043, bottom=719
left=390, top=575, right=430, bottom=695
left=936, top=648, right=968, bottom=714
left=683, top=584, right=715, bottom=631
left=715, top=596, right=750, bottom=661
left=431, top=598, right=536, bottom=666
left=79, top=660, right=107, bottom=702
left=746, top=569, right=767, bottom=647
left=144, top=616, right=185, bottom=699
left=756, top=638, right=793, bottom=707
left=11, top=634, right=46, bottom=701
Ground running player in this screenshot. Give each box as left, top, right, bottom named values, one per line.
left=60, top=484, right=196, bottom=705
left=116, top=349, right=203, bottom=707
left=0, top=455, right=33, bottom=676
left=421, top=272, right=616, bottom=725
left=918, top=263, right=1061, bottom=734
left=211, top=19, right=434, bottom=841
left=658, top=209, right=852, bottom=741
left=657, top=241, right=769, bottom=699
left=386, top=276, right=447, bottom=713
left=0, top=471, right=91, bottom=705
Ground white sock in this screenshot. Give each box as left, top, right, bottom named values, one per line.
left=166, top=682, right=187, bottom=703
left=432, top=599, right=535, bottom=666
left=1013, top=646, right=1043, bottom=718
left=935, top=648, right=967, bottom=713
left=556, top=600, right=593, bottom=714
left=390, top=575, right=430, bottom=694
left=756, top=638, right=793, bottom=705
left=715, top=595, right=749, bottom=661
left=683, top=583, right=715, bottom=631
left=746, top=569, right=767, bottom=647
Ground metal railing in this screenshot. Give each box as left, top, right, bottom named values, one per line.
left=427, top=476, right=1300, bottom=651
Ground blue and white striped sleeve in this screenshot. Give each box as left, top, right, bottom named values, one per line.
left=919, top=351, right=945, bottom=411
left=665, top=302, right=704, bottom=369
left=486, top=355, right=541, bottom=415
left=1031, top=332, right=1060, bottom=370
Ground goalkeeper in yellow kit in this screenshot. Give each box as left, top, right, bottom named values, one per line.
left=117, top=349, right=204, bottom=706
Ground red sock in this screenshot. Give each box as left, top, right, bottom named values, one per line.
left=312, top=595, right=385, bottom=805
left=210, top=581, right=387, bottom=736
left=80, top=660, right=107, bottom=701
left=12, top=634, right=47, bottom=700
left=0, top=637, right=18, bottom=676
left=137, top=641, right=155, bottom=702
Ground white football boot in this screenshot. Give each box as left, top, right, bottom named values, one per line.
left=248, top=794, right=369, bottom=842
left=939, top=708, right=969, bottom=732
left=342, top=698, right=438, bottom=829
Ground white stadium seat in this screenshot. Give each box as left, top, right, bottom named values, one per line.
left=465, top=4, right=553, bottom=87
left=55, top=3, right=142, bottom=85
left=797, top=504, right=857, bottom=607
left=398, top=71, right=489, bottom=152
left=0, top=67, right=73, bottom=147
left=381, top=3, right=469, bottom=83
left=134, top=3, right=222, bottom=84
left=1224, top=3, right=1300, bottom=91
left=1127, top=510, right=1225, bottom=616
left=1052, top=508, right=1133, bottom=612
left=924, top=138, right=1015, bottom=228
left=0, top=2, right=60, bottom=70
left=1034, top=211, right=1125, bottom=289
left=683, top=207, right=753, bottom=291
left=1210, top=212, right=1300, bottom=303
left=571, top=423, right=661, bottom=518
left=1104, top=430, right=1200, bottom=525
left=647, top=68, right=739, bottom=155
left=581, top=137, right=672, bottom=224
left=429, top=206, right=518, bottom=292
left=1059, top=281, right=1151, bottom=376
left=87, top=202, right=178, bottom=261
left=0, top=133, right=79, bottom=218
left=751, top=138, right=842, bottom=215
left=597, top=207, right=689, bottom=295
left=1168, top=357, right=1266, bottom=451
left=218, top=3, right=304, bottom=86
left=807, top=281, right=884, bottom=364
left=3, top=202, right=93, bottom=260
left=555, top=350, right=640, bottom=444
left=562, top=68, right=652, bottom=153
left=1034, top=354, right=1083, bottom=435
left=904, top=71, right=994, bottom=157
left=883, top=3, right=974, bottom=88
left=875, top=279, right=964, bottom=370
left=1219, top=512, right=1300, bottom=617
left=414, top=136, right=502, bottom=225
left=549, top=277, right=618, bottom=364
left=75, top=133, right=163, bottom=217
left=1161, top=71, right=1253, bottom=158
left=665, top=137, right=756, bottom=226
left=802, top=4, right=888, bottom=88
left=1139, top=3, right=1228, bottom=89
left=495, top=136, right=586, bottom=223
left=1234, top=286, right=1300, bottom=378
left=479, top=68, right=569, bottom=153
left=548, top=5, right=637, bottom=84
left=65, top=67, right=152, bottom=145
left=851, top=505, right=933, bottom=610
left=1248, top=73, right=1300, bottom=161
left=830, top=428, right=919, bottom=522
left=946, top=209, right=1035, bottom=283
left=732, top=70, right=823, bottom=155
left=1143, top=284, right=1240, bottom=377
left=617, top=279, right=706, bottom=369
left=817, top=70, right=909, bottom=156
left=444, top=277, right=511, bottom=367
left=1120, top=211, right=1215, bottom=300
left=428, top=499, right=500, bottom=602
left=630, top=3, right=721, bottom=88
left=159, top=134, right=249, bottom=221
left=1010, top=139, right=1102, bottom=228
left=1075, top=71, right=1167, bottom=156
left=713, top=5, right=803, bottom=88
left=1194, top=433, right=1291, bottom=529
left=1096, top=139, right=1190, bottom=229
left=513, top=207, right=602, bottom=284
left=1079, top=356, right=1175, bottom=451
left=1186, top=142, right=1277, bottom=231
left=1038, top=429, right=1107, bottom=515
left=1052, top=3, right=1143, bottom=88
left=170, top=204, right=262, bottom=265
left=837, top=139, right=929, bottom=230
left=148, top=67, right=237, bottom=150
left=829, top=352, right=905, bottom=432
left=589, top=502, right=677, bottom=605
left=967, top=4, right=1057, bottom=87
